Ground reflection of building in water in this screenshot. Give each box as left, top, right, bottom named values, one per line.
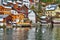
left=6, top=28, right=13, bottom=40
left=13, top=28, right=29, bottom=40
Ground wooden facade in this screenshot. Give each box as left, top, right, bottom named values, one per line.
left=19, top=5, right=28, bottom=17
left=0, top=4, right=30, bottom=26
left=0, top=6, right=11, bottom=15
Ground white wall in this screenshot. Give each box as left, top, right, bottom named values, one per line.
left=0, top=18, right=3, bottom=26
left=0, top=18, right=3, bottom=21
left=28, top=10, right=36, bottom=23
left=0, top=23, right=3, bottom=26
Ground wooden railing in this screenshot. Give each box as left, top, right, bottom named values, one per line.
left=0, top=6, right=11, bottom=15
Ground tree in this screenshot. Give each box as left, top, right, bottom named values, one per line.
left=55, top=0, right=60, bottom=4
left=41, top=0, right=54, bottom=4
left=30, top=5, right=35, bottom=10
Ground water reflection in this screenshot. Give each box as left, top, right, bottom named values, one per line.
left=9, top=28, right=28, bottom=40
left=0, top=28, right=29, bottom=40
left=0, top=28, right=35, bottom=40
left=36, top=24, right=53, bottom=40
left=0, top=28, right=4, bottom=40
left=0, top=25, right=54, bottom=40
left=6, top=28, right=13, bottom=40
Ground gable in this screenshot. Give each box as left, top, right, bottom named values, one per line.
left=29, top=11, right=35, bottom=15
left=28, top=10, right=36, bottom=17
left=28, top=10, right=35, bottom=15
left=20, top=5, right=28, bottom=13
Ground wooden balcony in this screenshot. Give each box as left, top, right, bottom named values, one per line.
left=0, top=6, right=11, bottom=15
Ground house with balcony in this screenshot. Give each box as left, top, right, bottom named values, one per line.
left=0, top=6, right=11, bottom=26
left=45, top=4, right=60, bottom=17
left=4, top=13, right=25, bottom=26
left=1, top=0, right=29, bottom=17
left=45, top=4, right=60, bottom=24
left=0, top=0, right=31, bottom=26
left=15, top=4, right=28, bottom=17
left=45, top=4, right=57, bottom=17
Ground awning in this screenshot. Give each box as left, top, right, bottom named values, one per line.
left=7, top=1, right=12, bottom=3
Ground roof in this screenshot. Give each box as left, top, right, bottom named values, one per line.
left=18, top=4, right=22, bottom=6
left=17, top=1, right=22, bottom=3
left=7, top=1, right=12, bottom=3
left=28, top=10, right=35, bottom=14
left=12, top=1, right=16, bottom=4
left=4, top=6, right=12, bottom=9
left=3, top=2, right=7, bottom=5
left=45, top=4, right=57, bottom=11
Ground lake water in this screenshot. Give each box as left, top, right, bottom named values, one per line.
left=0, top=27, right=35, bottom=40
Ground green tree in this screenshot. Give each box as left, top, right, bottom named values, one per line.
left=30, top=5, right=35, bottom=10
left=41, top=0, right=54, bottom=4
left=55, top=0, right=60, bottom=4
